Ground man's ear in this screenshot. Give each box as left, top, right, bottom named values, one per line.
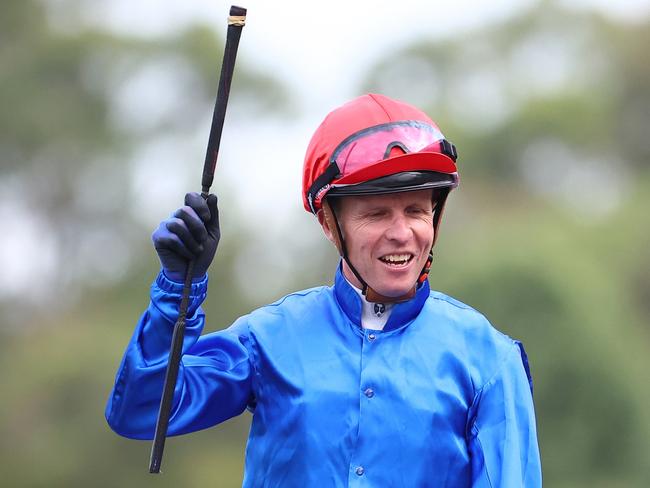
left=318, top=202, right=345, bottom=257
left=317, top=209, right=336, bottom=245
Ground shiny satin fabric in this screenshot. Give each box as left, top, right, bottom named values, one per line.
left=106, top=267, right=541, bottom=487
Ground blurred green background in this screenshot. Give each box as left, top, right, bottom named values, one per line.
left=1, top=0, right=649, bottom=486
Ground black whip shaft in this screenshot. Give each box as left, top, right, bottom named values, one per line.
left=202, top=5, right=247, bottom=196
left=149, top=5, right=246, bottom=474
left=148, top=260, right=195, bottom=474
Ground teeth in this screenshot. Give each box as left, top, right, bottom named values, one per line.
left=381, top=254, right=412, bottom=263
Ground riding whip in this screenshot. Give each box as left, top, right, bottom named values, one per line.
left=148, top=5, right=247, bottom=474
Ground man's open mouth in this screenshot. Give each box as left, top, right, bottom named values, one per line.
left=379, top=253, right=414, bottom=266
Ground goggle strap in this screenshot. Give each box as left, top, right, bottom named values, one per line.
left=307, top=162, right=341, bottom=214
left=439, top=139, right=458, bottom=161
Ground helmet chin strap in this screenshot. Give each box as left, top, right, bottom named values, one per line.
left=321, top=193, right=448, bottom=304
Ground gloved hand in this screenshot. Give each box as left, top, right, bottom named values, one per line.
left=152, top=192, right=220, bottom=282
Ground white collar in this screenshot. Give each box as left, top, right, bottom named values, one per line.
left=346, top=278, right=393, bottom=330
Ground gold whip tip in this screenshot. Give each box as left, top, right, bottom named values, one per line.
left=228, top=15, right=246, bottom=26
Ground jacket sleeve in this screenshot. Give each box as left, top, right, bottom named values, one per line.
left=105, top=272, right=254, bottom=440
left=467, top=341, right=542, bottom=487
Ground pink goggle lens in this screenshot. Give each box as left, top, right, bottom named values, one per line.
left=331, top=121, right=445, bottom=177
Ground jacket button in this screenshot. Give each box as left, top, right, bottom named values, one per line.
left=368, top=333, right=376, bottom=341
left=364, top=388, right=374, bottom=398
left=355, top=466, right=365, bottom=476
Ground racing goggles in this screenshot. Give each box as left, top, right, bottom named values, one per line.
left=306, top=121, right=458, bottom=213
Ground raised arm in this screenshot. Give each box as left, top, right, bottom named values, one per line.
left=105, top=193, right=254, bottom=439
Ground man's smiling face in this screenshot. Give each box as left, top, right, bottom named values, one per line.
left=323, top=189, right=435, bottom=298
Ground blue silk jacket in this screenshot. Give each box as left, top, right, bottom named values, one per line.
left=106, top=268, right=541, bottom=487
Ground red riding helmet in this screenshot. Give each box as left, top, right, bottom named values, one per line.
left=303, top=93, right=458, bottom=215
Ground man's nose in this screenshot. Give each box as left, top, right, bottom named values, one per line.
left=384, top=215, right=411, bottom=242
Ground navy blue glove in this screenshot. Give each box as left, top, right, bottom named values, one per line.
left=152, top=192, right=220, bottom=282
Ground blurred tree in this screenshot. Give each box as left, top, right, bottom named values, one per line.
left=0, top=0, right=288, bottom=321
